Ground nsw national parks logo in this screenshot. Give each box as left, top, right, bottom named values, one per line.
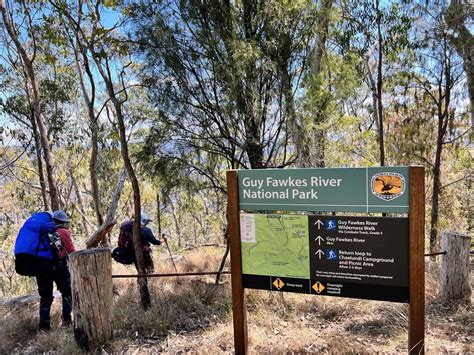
left=371, top=172, right=406, bottom=201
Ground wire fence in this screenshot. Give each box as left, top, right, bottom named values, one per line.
left=112, top=270, right=230, bottom=278
left=111, top=249, right=474, bottom=279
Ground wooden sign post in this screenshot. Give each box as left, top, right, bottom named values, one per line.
left=226, top=170, right=248, bottom=354
left=226, top=167, right=425, bottom=354
left=408, top=167, right=425, bottom=353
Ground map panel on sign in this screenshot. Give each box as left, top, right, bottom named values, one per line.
left=241, top=214, right=309, bottom=279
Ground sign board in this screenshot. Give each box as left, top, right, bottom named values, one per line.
left=226, top=167, right=425, bottom=354
left=240, top=214, right=409, bottom=302
left=239, top=167, right=409, bottom=213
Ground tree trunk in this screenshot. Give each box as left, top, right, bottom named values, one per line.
left=0, top=1, right=60, bottom=210
left=440, top=231, right=472, bottom=303
left=430, top=116, right=443, bottom=253
left=375, top=0, right=385, bottom=166
left=445, top=0, right=474, bottom=128
left=430, top=38, right=451, bottom=253
left=71, top=169, right=91, bottom=237
left=215, top=229, right=230, bottom=285
left=156, top=192, right=162, bottom=236
left=307, top=0, right=333, bottom=168
left=31, top=115, right=49, bottom=210
left=170, top=200, right=183, bottom=247
left=310, top=0, right=333, bottom=78
left=83, top=15, right=151, bottom=305
left=89, top=115, right=103, bottom=225
left=70, top=248, right=113, bottom=351
left=112, top=97, right=150, bottom=309
left=69, top=19, right=104, bottom=226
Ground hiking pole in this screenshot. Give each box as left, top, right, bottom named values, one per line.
left=162, top=234, right=178, bottom=273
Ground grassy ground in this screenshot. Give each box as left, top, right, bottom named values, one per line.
left=0, top=247, right=472, bottom=353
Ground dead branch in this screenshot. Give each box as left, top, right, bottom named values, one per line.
left=86, top=168, right=127, bottom=248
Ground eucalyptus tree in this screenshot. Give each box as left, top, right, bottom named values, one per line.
left=298, top=0, right=333, bottom=168
left=411, top=2, right=470, bottom=251
left=53, top=0, right=152, bottom=309
left=335, top=0, right=412, bottom=166
left=0, top=0, right=61, bottom=209
left=130, top=0, right=317, bottom=190
left=58, top=5, right=106, bottom=226
left=445, top=0, right=474, bottom=128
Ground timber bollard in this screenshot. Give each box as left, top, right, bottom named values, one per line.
left=440, top=232, right=472, bottom=303
left=70, top=248, right=113, bottom=350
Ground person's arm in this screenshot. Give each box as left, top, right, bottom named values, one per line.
left=142, top=227, right=163, bottom=245
left=56, top=228, right=76, bottom=254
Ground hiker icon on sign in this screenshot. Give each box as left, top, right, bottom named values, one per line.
left=325, top=220, right=336, bottom=230
left=327, top=249, right=338, bottom=260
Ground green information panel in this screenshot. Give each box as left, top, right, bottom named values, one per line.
left=238, top=167, right=409, bottom=213
left=241, top=214, right=309, bottom=279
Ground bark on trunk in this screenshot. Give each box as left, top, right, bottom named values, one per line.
left=89, top=125, right=103, bottom=225
left=430, top=140, right=442, bottom=253
left=215, top=230, right=230, bottom=285
left=31, top=116, right=49, bottom=210
left=170, top=200, right=183, bottom=247
left=70, top=248, right=113, bottom=351
left=375, top=0, right=385, bottom=166
left=156, top=192, right=162, bottom=236
left=305, top=0, right=333, bottom=168
left=445, top=0, right=474, bottom=128
left=430, top=40, right=451, bottom=253
left=71, top=170, right=91, bottom=237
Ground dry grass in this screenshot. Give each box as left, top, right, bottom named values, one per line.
left=0, top=303, right=79, bottom=354
left=0, top=247, right=472, bottom=353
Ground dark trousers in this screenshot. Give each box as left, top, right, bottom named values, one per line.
left=35, top=265, right=72, bottom=325
left=133, top=251, right=154, bottom=273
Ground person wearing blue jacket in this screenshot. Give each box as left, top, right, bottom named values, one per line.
left=117, top=212, right=165, bottom=272
left=14, top=210, right=76, bottom=331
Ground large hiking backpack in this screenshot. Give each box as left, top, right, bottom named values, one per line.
left=14, top=212, right=58, bottom=276
left=112, top=221, right=136, bottom=265
left=112, top=221, right=151, bottom=266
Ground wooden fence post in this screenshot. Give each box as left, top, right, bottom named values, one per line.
left=440, top=232, right=472, bottom=303
left=70, top=248, right=113, bottom=350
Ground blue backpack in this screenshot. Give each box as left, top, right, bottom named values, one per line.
left=14, top=212, right=58, bottom=276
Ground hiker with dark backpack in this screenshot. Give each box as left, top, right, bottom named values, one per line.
left=112, top=212, right=165, bottom=273
left=14, top=210, right=76, bottom=330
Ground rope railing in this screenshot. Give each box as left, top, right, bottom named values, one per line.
left=424, top=250, right=474, bottom=257
left=112, top=270, right=230, bottom=278
left=111, top=249, right=473, bottom=278
left=424, top=251, right=447, bottom=257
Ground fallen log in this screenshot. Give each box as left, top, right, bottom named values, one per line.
left=1, top=291, right=61, bottom=309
